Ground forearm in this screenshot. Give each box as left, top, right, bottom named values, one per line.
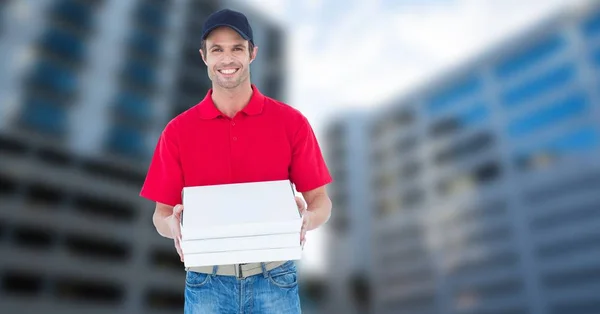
left=305, top=193, right=332, bottom=231
left=153, top=206, right=175, bottom=239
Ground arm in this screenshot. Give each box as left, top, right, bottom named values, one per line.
left=153, top=202, right=184, bottom=261
left=301, top=185, right=332, bottom=231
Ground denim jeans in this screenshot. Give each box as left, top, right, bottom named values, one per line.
left=184, top=260, right=302, bottom=313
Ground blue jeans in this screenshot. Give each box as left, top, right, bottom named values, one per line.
left=184, top=260, right=302, bottom=313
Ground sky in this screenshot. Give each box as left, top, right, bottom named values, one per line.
left=240, top=0, right=582, bottom=274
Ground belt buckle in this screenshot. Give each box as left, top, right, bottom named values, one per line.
left=237, top=263, right=247, bottom=278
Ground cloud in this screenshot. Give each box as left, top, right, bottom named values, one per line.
left=287, top=0, right=574, bottom=118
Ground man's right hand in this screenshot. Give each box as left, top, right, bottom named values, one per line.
left=167, top=204, right=184, bottom=262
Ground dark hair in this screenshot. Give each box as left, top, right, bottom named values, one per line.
left=200, top=40, right=255, bottom=59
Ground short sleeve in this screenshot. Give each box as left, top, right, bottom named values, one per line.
left=289, top=116, right=333, bottom=192
left=139, top=123, right=184, bottom=206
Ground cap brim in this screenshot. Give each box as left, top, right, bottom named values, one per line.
left=202, top=23, right=251, bottom=41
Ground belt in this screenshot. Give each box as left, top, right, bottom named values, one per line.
left=186, top=261, right=287, bottom=278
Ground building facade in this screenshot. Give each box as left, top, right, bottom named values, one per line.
left=324, top=1, right=600, bottom=314
left=0, top=0, right=285, bottom=313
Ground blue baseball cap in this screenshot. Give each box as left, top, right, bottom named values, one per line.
left=202, top=9, right=254, bottom=46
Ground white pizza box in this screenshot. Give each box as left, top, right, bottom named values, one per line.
left=181, top=179, right=302, bottom=240
left=183, top=247, right=303, bottom=268
left=181, top=233, right=299, bottom=254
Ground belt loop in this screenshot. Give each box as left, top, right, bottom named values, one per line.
left=261, top=262, right=268, bottom=278
left=211, top=265, right=218, bottom=277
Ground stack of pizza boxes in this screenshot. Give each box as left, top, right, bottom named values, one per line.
left=180, top=180, right=303, bottom=267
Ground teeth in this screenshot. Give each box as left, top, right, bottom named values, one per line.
left=220, top=69, right=237, bottom=74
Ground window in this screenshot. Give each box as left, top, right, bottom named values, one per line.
left=591, top=48, right=600, bottom=69
left=135, top=3, right=166, bottom=32
left=524, top=172, right=600, bottom=205
left=449, top=250, right=519, bottom=276
left=434, top=132, right=494, bottom=165
left=536, top=232, right=600, bottom=260
left=130, top=30, right=160, bottom=59
left=64, top=234, right=130, bottom=262
left=20, top=97, right=68, bottom=136
left=50, top=0, right=93, bottom=32
left=395, top=135, right=417, bottom=155
left=501, top=63, right=576, bottom=109
left=144, top=288, right=184, bottom=310
left=13, top=225, right=55, bottom=249
left=124, top=60, right=156, bottom=88
left=114, top=91, right=152, bottom=123
left=494, top=33, right=565, bottom=80
left=542, top=265, right=600, bottom=289
left=429, top=102, right=489, bottom=138
left=80, top=159, right=146, bottom=186
left=53, top=277, right=124, bottom=304
left=530, top=198, right=600, bottom=232
left=29, top=61, right=77, bottom=97
left=105, top=124, right=147, bottom=157
left=40, top=28, right=85, bottom=63
left=515, top=126, right=599, bottom=171
left=427, top=75, right=483, bottom=115
left=550, top=298, right=600, bottom=314
left=438, top=161, right=501, bottom=196
left=73, top=193, right=136, bottom=222
left=507, top=92, right=589, bottom=138
left=581, top=9, right=600, bottom=39
left=2, top=271, right=45, bottom=296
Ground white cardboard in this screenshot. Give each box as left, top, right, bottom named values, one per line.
left=181, top=233, right=300, bottom=254
left=181, top=180, right=302, bottom=240
left=183, top=247, right=303, bottom=267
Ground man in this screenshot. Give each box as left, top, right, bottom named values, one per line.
left=139, top=9, right=333, bottom=314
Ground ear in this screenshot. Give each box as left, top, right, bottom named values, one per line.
left=250, top=45, right=258, bottom=63
left=199, top=48, right=208, bottom=66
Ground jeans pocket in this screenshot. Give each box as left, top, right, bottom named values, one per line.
left=186, top=271, right=211, bottom=288
left=268, top=262, right=298, bottom=288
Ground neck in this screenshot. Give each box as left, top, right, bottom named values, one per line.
left=211, top=81, right=253, bottom=118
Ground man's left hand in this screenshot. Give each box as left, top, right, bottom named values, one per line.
left=295, top=195, right=310, bottom=247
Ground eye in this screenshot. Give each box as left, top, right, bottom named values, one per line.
left=234, top=47, right=243, bottom=51
left=211, top=48, right=222, bottom=53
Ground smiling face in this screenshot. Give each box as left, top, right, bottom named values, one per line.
left=200, top=26, right=257, bottom=90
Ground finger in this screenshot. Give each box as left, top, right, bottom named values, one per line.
left=175, top=238, right=184, bottom=261
left=173, top=204, right=183, bottom=217
left=295, top=196, right=305, bottom=211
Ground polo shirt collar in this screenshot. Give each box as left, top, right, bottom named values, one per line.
left=197, top=84, right=265, bottom=119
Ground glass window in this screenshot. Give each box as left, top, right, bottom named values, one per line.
left=136, top=3, right=165, bottom=31
left=106, top=125, right=146, bottom=157
left=426, top=75, right=483, bottom=115
left=124, top=60, right=155, bottom=87
left=115, top=91, right=152, bottom=122
left=434, top=132, right=495, bottom=165
left=515, top=126, right=599, bottom=171
left=501, top=63, right=576, bottom=108
left=507, top=92, right=589, bottom=138
left=494, top=34, right=565, bottom=80
left=581, top=9, right=600, bottom=38
left=41, top=28, right=85, bottom=62
left=130, top=30, right=160, bottom=59
left=21, top=97, right=67, bottom=135
left=30, top=61, right=77, bottom=96
left=51, top=0, right=92, bottom=31
left=429, top=102, right=489, bottom=138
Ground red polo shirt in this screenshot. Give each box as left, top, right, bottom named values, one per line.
left=140, top=85, right=333, bottom=207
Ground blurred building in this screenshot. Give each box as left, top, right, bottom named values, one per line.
left=322, top=111, right=372, bottom=314
left=324, top=1, right=600, bottom=314
left=0, top=0, right=285, bottom=313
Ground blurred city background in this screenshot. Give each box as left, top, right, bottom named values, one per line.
left=1, top=0, right=600, bottom=314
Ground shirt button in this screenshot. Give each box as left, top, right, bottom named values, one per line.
left=231, top=122, right=236, bottom=126
left=233, top=137, right=237, bottom=141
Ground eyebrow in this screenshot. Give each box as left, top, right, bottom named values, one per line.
left=208, top=43, right=247, bottom=50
